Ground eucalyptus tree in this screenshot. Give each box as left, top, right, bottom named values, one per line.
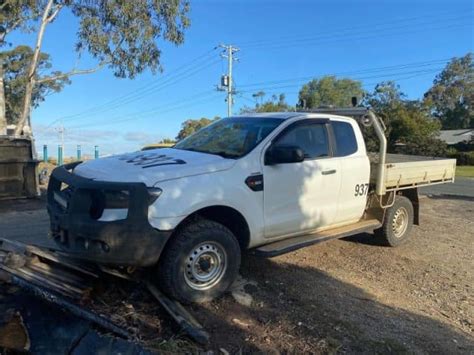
left=0, top=0, right=190, bottom=135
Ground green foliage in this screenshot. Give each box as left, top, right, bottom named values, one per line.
left=297, top=76, right=365, bottom=108
left=365, top=81, right=444, bottom=156
left=394, top=136, right=448, bottom=157
left=0, top=45, right=69, bottom=124
left=452, top=140, right=474, bottom=153
left=176, top=117, right=219, bottom=140
left=424, top=53, right=474, bottom=129
left=447, top=150, right=474, bottom=166
left=1, top=0, right=190, bottom=133
left=159, top=137, right=175, bottom=144
left=0, top=1, right=42, bottom=44
left=240, top=93, right=291, bottom=114
left=71, top=0, right=190, bottom=78
left=367, top=80, right=405, bottom=108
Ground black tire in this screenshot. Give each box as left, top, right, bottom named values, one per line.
left=375, top=195, right=414, bottom=247
left=156, top=218, right=241, bottom=303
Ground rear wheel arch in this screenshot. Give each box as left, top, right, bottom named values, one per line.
left=397, top=188, right=419, bottom=225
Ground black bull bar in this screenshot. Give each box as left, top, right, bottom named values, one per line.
left=47, top=162, right=171, bottom=267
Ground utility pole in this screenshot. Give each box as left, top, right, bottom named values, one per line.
left=217, top=44, right=239, bottom=117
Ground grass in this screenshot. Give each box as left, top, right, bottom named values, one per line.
left=456, top=166, right=474, bottom=178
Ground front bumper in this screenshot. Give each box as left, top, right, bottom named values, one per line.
left=47, top=162, right=171, bottom=267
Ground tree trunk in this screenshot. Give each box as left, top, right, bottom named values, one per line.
left=0, top=62, right=6, bottom=135
left=14, top=0, right=54, bottom=136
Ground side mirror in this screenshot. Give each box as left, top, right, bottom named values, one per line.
left=265, top=145, right=305, bottom=165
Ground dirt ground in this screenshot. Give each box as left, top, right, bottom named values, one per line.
left=0, top=196, right=473, bottom=353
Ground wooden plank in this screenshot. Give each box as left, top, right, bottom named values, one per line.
left=147, top=282, right=209, bottom=345
left=0, top=239, right=98, bottom=278
left=26, top=262, right=91, bottom=292
left=26, top=248, right=99, bottom=279
left=0, top=264, right=78, bottom=299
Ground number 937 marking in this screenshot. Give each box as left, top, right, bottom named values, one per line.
left=354, top=183, right=369, bottom=196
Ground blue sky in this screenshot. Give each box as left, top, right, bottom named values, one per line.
left=8, top=0, right=473, bottom=157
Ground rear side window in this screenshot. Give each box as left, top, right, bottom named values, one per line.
left=275, top=123, right=329, bottom=159
left=332, top=121, right=358, bottom=156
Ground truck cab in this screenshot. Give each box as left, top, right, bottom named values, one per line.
left=47, top=110, right=456, bottom=303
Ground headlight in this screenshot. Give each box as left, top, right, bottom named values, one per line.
left=148, top=187, right=162, bottom=205
left=104, top=190, right=130, bottom=209
left=89, top=190, right=129, bottom=220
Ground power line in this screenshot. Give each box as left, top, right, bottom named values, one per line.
left=240, top=14, right=470, bottom=49
left=238, top=10, right=466, bottom=47
left=57, top=59, right=221, bottom=126
left=70, top=95, right=221, bottom=130
left=46, top=48, right=219, bottom=127
left=237, top=66, right=445, bottom=94
left=235, top=69, right=442, bottom=101
left=68, top=61, right=446, bottom=128
left=236, top=70, right=442, bottom=113
left=237, top=59, right=449, bottom=90
left=72, top=65, right=444, bottom=129
left=67, top=91, right=221, bottom=129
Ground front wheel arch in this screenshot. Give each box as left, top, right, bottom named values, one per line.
left=169, top=205, right=251, bottom=250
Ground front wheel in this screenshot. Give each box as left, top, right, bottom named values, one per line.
left=155, top=218, right=241, bottom=303
left=375, top=195, right=414, bottom=247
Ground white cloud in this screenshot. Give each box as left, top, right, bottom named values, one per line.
left=123, top=131, right=157, bottom=143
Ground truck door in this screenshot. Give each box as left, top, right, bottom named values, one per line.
left=263, top=120, right=341, bottom=238
left=330, top=120, right=371, bottom=224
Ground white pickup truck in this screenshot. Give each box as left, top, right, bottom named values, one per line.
left=47, top=108, right=456, bottom=303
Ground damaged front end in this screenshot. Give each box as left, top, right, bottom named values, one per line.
left=47, top=162, right=171, bottom=267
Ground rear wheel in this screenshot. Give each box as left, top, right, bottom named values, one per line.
left=156, top=218, right=241, bottom=303
left=376, top=195, right=414, bottom=247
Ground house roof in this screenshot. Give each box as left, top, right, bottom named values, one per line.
left=438, top=129, right=474, bottom=145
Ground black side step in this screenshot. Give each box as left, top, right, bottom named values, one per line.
left=253, top=219, right=381, bottom=258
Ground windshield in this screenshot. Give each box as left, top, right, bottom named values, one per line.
left=174, top=117, right=283, bottom=158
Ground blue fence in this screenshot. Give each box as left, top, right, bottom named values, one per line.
left=41, top=145, right=99, bottom=165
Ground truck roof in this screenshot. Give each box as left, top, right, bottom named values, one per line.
left=236, top=111, right=355, bottom=121
left=237, top=112, right=302, bottom=120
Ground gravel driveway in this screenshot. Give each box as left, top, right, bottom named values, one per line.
left=0, top=196, right=473, bottom=353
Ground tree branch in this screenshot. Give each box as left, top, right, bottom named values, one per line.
left=1, top=17, right=26, bottom=44
left=36, top=62, right=109, bottom=83
left=46, top=4, right=63, bottom=23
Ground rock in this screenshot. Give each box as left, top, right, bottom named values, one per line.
left=232, top=318, right=250, bottom=328
left=230, top=275, right=257, bottom=307
left=232, top=289, right=253, bottom=307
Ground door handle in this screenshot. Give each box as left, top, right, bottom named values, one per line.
left=321, top=169, right=336, bottom=175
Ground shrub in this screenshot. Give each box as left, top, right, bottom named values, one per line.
left=394, top=137, right=448, bottom=157
left=447, top=150, right=474, bottom=165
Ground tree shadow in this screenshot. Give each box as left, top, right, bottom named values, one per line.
left=191, top=255, right=474, bottom=353
left=424, top=194, right=474, bottom=202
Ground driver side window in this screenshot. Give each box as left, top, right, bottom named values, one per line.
left=274, top=123, right=329, bottom=159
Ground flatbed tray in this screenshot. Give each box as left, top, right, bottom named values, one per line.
left=369, top=153, right=456, bottom=192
